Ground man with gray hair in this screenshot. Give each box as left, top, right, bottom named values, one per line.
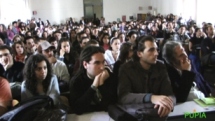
left=162, top=41, right=203, bottom=102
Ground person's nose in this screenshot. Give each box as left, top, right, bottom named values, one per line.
left=41, top=68, right=45, bottom=74
left=100, top=63, right=105, bottom=70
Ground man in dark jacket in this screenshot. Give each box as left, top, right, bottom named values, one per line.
left=162, top=41, right=199, bottom=102
left=69, top=46, right=117, bottom=114
left=118, top=36, right=175, bottom=118
left=0, top=45, right=24, bottom=101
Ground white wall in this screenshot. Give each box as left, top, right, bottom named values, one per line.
left=196, top=0, right=215, bottom=27
left=103, top=0, right=185, bottom=22
left=0, top=0, right=31, bottom=25
left=29, top=0, right=84, bottom=25
left=1, top=0, right=213, bottom=27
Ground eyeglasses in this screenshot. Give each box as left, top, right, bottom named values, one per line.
left=0, top=53, right=10, bottom=58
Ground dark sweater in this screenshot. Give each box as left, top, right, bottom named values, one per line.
left=69, top=70, right=117, bottom=114
left=165, top=63, right=195, bottom=103
left=3, top=61, right=24, bottom=83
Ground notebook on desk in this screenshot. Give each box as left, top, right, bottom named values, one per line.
left=194, top=97, right=215, bottom=107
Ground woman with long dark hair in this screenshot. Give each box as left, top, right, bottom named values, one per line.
left=113, top=42, right=133, bottom=77
left=57, top=38, right=78, bottom=76
left=21, top=54, right=60, bottom=105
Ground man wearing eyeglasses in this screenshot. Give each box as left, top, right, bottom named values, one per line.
left=0, top=45, right=24, bottom=101
left=69, top=46, right=117, bottom=114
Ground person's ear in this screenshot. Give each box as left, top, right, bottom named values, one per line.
left=137, top=51, right=142, bottom=58
left=83, top=61, right=88, bottom=69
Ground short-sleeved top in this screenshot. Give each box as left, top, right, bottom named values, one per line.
left=0, top=77, right=12, bottom=107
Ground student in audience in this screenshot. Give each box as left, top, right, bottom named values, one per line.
left=100, top=33, right=110, bottom=51
left=12, top=21, right=19, bottom=35
left=70, top=29, right=77, bottom=44
left=118, top=36, right=175, bottom=118
left=201, top=25, right=215, bottom=56
left=40, top=41, right=70, bottom=92
left=77, top=37, right=90, bottom=54
left=69, top=46, right=117, bottom=114
left=86, top=39, right=99, bottom=47
left=12, top=35, right=22, bottom=42
left=80, top=37, right=90, bottom=49
left=111, top=30, right=118, bottom=38
left=162, top=41, right=197, bottom=102
left=57, top=38, right=78, bottom=76
left=104, top=37, right=120, bottom=70
left=127, top=31, right=138, bottom=49
left=23, top=36, right=37, bottom=59
left=7, top=24, right=15, bottom=41
left=0, top=36, right=5, bottom=46
left=0, top=45, right=24, bottom=101
left=0, top=76, right=12, bottom=116
left=48, top=36, right=58, bottom=55
left=12, top=41, right=27, bottom=63
left=21, top=54, right=60, bottom=105
left=53, top=30, right=62, bottom=41
left=113, top=42, right=133, bottom=77
left=177, top=25, right=190, bottom=43
left=0, top=45, right=24, bottom=83
left=189, top=28, right=206, bottom=72
left=118, top=32, right=126, bottom=43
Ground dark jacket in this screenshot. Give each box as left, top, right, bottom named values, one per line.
left=118, top=60, right=175, bottom=104
left=3, top=61, right=24, bottom=83
left=201, top=37, right=215, bottom=56
left=165, top=63, right=195, bottom=103
left=69, top=69, right=117, bottom=114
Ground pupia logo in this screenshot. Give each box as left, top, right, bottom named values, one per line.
left=184, top=109, right=207, bottom=119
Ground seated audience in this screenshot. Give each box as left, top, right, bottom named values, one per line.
left=57, top=38, right=78, bottom=76
left=113, top=42, right=133, bottom=77
left=0, top=45, right=24, bottom=101
left=100, top=33, right=110, bottom=51
left=12, top=41, right=27, bottom=63
left=201, top=25, right=215, bottom=56
left=104, top=37, right=121, bottom=70
left=0, top=76, right=12, bottom=116
left=118, top=36, right=175, bottom=118
left=23, top=36, right=37, bottom=60
left=86, top=39, right=99, bottom=47
left=0, top=45, right=24, bottom=83
left=162, top=41, right=197, bottom=102
left=69, top=46, right=117, bottom=114
left=40, top=41, right=70, bottom=92
left=21, top=54, right=60, bottom=105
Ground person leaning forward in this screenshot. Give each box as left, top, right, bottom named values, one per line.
left=69, top=46, right=117, bottom=114
left=118, top=36, right=176, bottom=118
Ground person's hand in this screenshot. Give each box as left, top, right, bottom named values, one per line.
left=99, top=69, right=110, bottom=86
left=31, top=45, right=37, bottom=53
left=92, top=73, right=102, bottom=88
left=4, top=56, right=13, bottom=71
left=60, top=49, right=65, bottom=57
left=154, top=104, right=171, bottom=117
left=151, top=95, right=174, bottom=112
left=180, top=58, right=191, bottom=71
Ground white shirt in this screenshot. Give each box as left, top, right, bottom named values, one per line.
left=104, top=50, right=119, bottom=70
